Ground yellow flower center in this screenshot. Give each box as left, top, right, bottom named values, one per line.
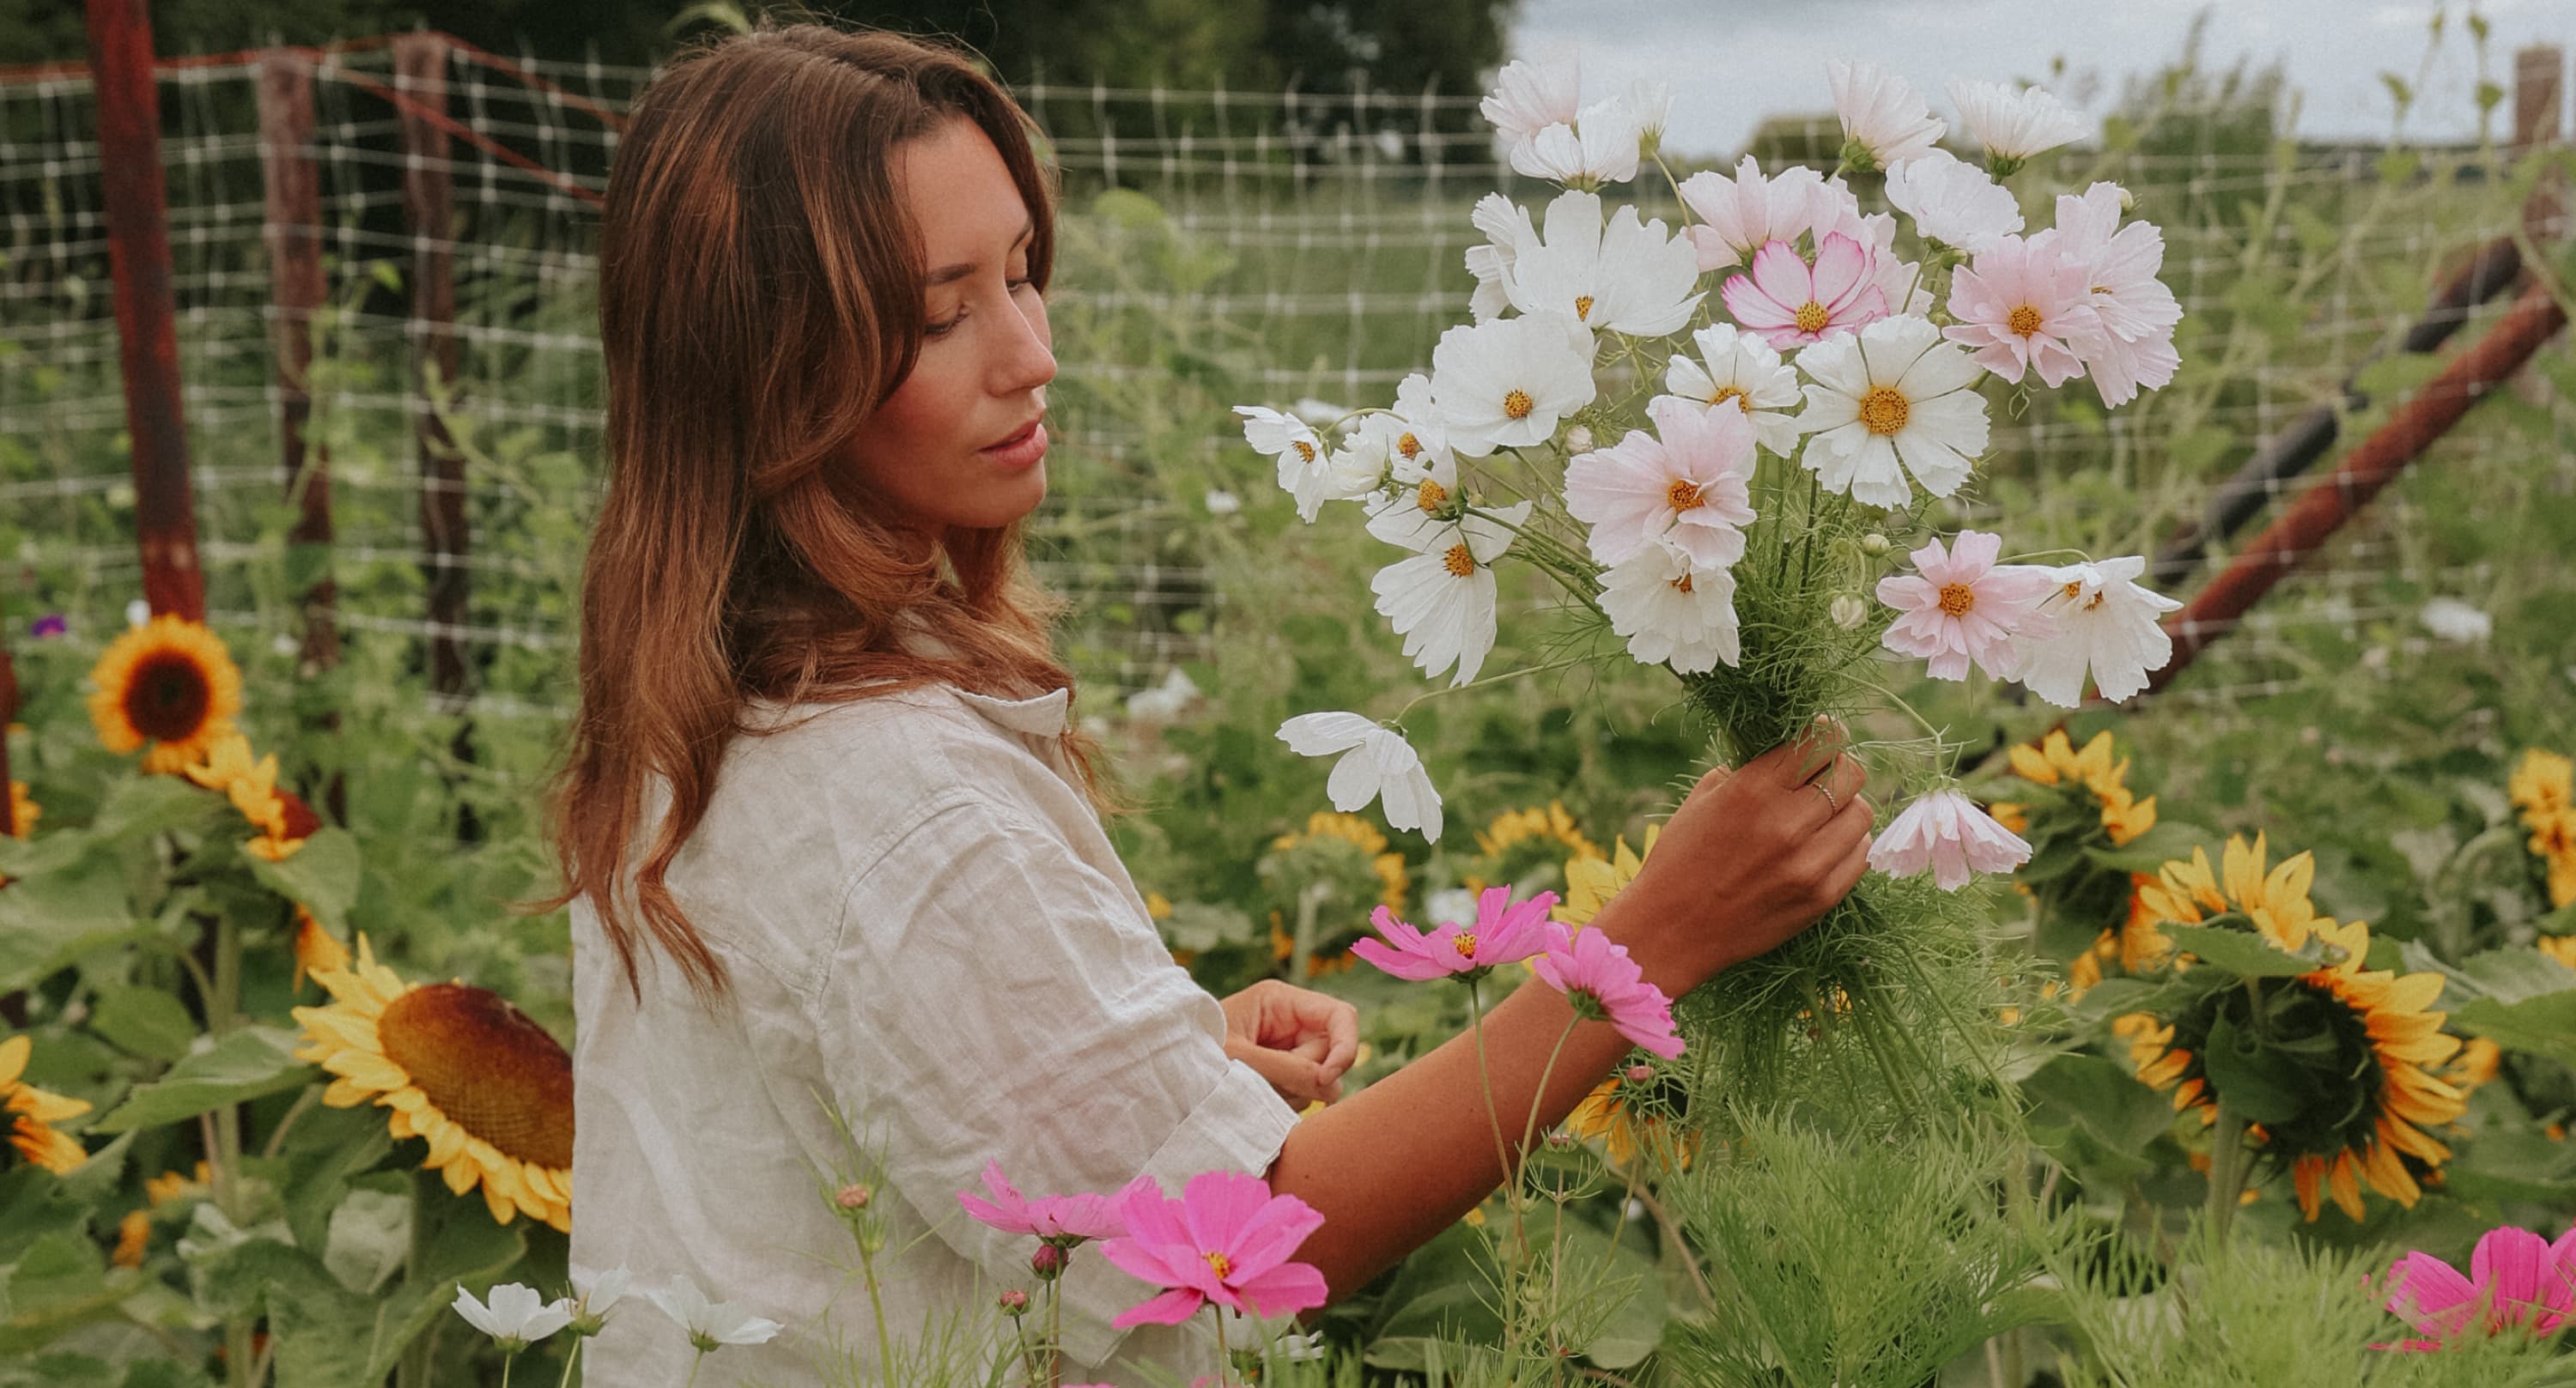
left=1793, top=301, right=1831, bottom=334
left=1503, top=388, right=1534, bottom=420
left=1859, top=386, right=1911, bottom=436
left=2007, top=304, right=2043, bottom=337
left=1417, top=479, right=1449, bottom=512
left=1707, top=385, right=1750, bottom=414
left=1938, top=582, right=1976, bottom=616
left=1292, top=439, right=1316, bottom=464
left=1205, top=1251, right=1232, bottom=1279
left=1574, top=294, right=1595, bottom=321
left=376, top=983, right=575, bottom=1170
left=1443, top=543, right=1477, bottom=578
left=1397, top=432, right=1422, bottom=459
left=2085, top=591, right=2107, bottom=612
left=2062, top=580, right=2084, bottom=600
left=1454, top=931, right=1479, bottom=958
left=1671, top=573, right=1695, bottom=595
left=1666, top=479, right=1705, bottom=512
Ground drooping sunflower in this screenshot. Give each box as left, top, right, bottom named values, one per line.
left=1567, top=1063, right=1698, bottom=1171
left=182, top=731, right=321, bottom=861
left=2122, top=835, right=2464, bottom=1222
left=2005, top=728, right=2158, bottom=848
left=2064, top=873, right=2172, bottom=996
left=291, top=935, right=572, bottom=1232
left=86, top=615, right=244, bottom=773
left=1557, top=824, right=1662, bottom=930
left=290, top=905, right=351, bottom=991
left=1268, top=810, right=1409, bottom=914
left=1, top=1033, right=90, bottom=1174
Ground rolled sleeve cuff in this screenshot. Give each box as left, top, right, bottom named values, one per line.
left=1058, top=1059, right=1302, bottom=1369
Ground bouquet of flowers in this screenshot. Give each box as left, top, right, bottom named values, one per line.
left=1254, top=53, right=2189, bottom=1087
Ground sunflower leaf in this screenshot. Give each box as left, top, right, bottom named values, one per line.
left=2163, top=926, right=2316, bottom=979
left=2451, top=991, right=2576, bottom=1070
left=90, top=1027, right=316, bottom=1135
left=240, top=828, right=361, bottom=927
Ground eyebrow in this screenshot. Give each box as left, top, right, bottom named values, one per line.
left=926, top=218, right=1036, bottom=287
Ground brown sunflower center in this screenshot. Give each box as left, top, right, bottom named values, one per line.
left=2007, top=304, right=2043, bottom=337
left=276, top=788, right=324, bottom=841
left=1859, top=386, right=1911, bottom=436
left=1443, top=543, right=1477, bottom=578
left=1502, top=388, right=1534, bottom=421
left=376, top=983, right=574, bottom=1170
left=125, top=651, right=214, bottom=743
left=1794, top=300, right=1830, bottom=334
left=1938, top=582, right=1977, bottom=616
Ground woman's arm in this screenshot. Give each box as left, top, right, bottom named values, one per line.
left=1266, top=737, right=1875, bottom=1300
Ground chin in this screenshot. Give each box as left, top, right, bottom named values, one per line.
left=949, top=460, right=1048, bottom=530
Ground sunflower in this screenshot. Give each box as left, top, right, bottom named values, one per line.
left=2122, top=842, right=2464, bottom=1222
left=2067, top=873, right=2174, bottom=997
left=6, top=779, right=35, bottom=838
left=112, top=1209, right=151, bottom=1268
left=1269, top=811, right=1409, bottom=914
left=1557, top=824, right=1662, bottom=930
left=1566, top=1065, right=1697, bottom=1170
left=290, top=935, right=573, bottom=1232
left=2524, top=809, right=2576, bottom=911
left=1467, top=802, right=1603, bottom=894
left=291, top=905, right=350, bottom=991
left=86, top=615, right=245, bottom=773
left=2, top=1033, right=90, bottom=1174
left=2007, top=728, right=2157, bottom=847
left=2511, top=749, right=2573, bottom=825
left=183, top=732, right=321, bottom=862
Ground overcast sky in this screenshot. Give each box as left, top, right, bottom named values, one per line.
left=1508, top=0, right=2573, bottom=154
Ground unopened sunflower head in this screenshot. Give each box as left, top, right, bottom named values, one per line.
left=86, top=615, right=244, bottom=770
left=1557, top=823, right=1662, bottom=930
left=1, top=1033, right=90, bottom=1175
left=291, top=936, right=573, bottom=1232
left=2510, top=749, right=2573, bottom=825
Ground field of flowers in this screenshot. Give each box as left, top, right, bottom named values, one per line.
left=4, top=24, right=2576, bottom=1388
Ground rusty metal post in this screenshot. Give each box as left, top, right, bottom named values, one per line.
left=84, top=0, right=204, bottom=621
left=393, top=33, right=468, bottom=710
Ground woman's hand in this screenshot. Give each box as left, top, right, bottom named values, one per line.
left=1218, top=979, right=1360, bottom=1107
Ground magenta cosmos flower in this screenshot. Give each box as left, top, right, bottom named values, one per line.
left=1941, top=234, right=2100, bottom=387
left=1099, top=1171, right=1329, bottom=1328
left=1719, top=233, right=1887, bottom=351
left=1350, top=886, right=1559, bottom=982
left=1868, top=789, right=2031, bottom=892
left=2378, top=1224, right=2576, bottom=1350
left=1874, top=530, right=2057, bottom=682
left=1530, top=922, right=1685, bottom=1058
left=957, top=1160, right=1139, bottom=1244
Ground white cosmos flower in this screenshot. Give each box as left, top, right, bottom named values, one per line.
left=1883, top=149, right=2023, bottom=253
left=1298, top=430, right=1390, bottom=523
left=1661, top=322, right=1805, bottom=457
left=1430, top=312, right=1597, bottom=457
left=568, top=1263, right=632, bottom=1335
left=646, top=1273, right=783, bottom=1352
left=1361, top=372, right=1454, bottom=481
left=1503, top=191, right=1703, bottom=337
left=2013, top=556, right=2180, bottom=706
left=1675, top=155, right=1862, bottom=271
left=1623, top=79, right=1673, bottom=152
left=1480, top=47, right=1582, bottom=143
left=1278, top=712, right=1445, bottom=843
left=1517, top=95, right=1645, bottom=185
left=2038, top=182, right=2184, bottom=408
left=1360, top=427, right=1461, bottom=554
left=1564, top=393, right=1759, bottom=570
left=1947, top=78, right=2091, bottom=172
left=1795, top=315, right=1990, bottom=509
left=2419, top=597, right=2493, bottom=644
left=1464, top=192, right=1541, bottom=324
left=1481, top=48, right=1654, bottom=185
left=453, top=1282, right=574, bottom=1350
left=1826, top=59, right=1946, bottom=171
left=1236, top=405, right=1327, bottom=513
left=1598, top=541, right=1741, bottom=674
left=1368, top=501, right=1534, bottom=687
left=1868, top=788, right=2032, bottom=891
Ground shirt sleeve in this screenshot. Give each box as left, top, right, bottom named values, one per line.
left=811, top=787, right=1300, bottom=1368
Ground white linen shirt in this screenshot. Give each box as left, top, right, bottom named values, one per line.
left=569, top=681, right=1301, bottom=1387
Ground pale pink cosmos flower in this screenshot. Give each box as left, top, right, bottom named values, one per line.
left=1942, top=235, right=2101, bottom=387
left=1721, top=233, right=1887, bottom=351
left=957, top=1160, right=1140, bottom=1244
left=1674, top=155, right=1861, bottom=271
left=2038, top=182, right=2184, bottom=408
left=1100, top=1171, right=1329, bottom=1328
left=1874, top=530, right=2057, bottom=681
left=1530, top=922, right=1685, bottom=1058
left=1564, top=393, right=1759, bottom=570
left=1352, top=888, right=1561, bottom=981
left=2377, top=1224, right=2576, bottom=1350
left=1868, top=789, right=2032, bottom=892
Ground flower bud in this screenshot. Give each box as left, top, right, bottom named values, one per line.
left=1545, top=1130, right=1577, bottom=1151
left=1860, top=532, right=1891, bottom=556
left=999, top=1288, right=1030, bottom=1317
left=1831, top=594, right=1868, bottom=631
left=835, top=1183, right=872, bottom=1212
left=1624, top=1063, right=1655, bottom=1084
left=1030, top=1243, right=1066, bottom=1281
left=1563, top=423, right=1595, bottom=454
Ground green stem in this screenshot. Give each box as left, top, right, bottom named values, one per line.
left=2204, top=1102, right=2251, bottom=1245
left=555, top=1339, right=580, bottom=1388
left=856, top=1240, right=894, bottom=1386
left=1392, top=655, right=1593, bottom=724
left=1045, top=1276, right=1063, bottom=1388
left=501, top=1353, right=514, bottom=1388
left=1288, top=884, right=1321, bottom=985
left=209, top=908, right=252, bottom=1388
left=683, top=1349, right=707, bottom=1388
left=1516, top=1018, right=1583, bottom=1167
left=396, top=1167, right=438, bottom=1388
left=1211, top=1303, right=1231, bottom=1388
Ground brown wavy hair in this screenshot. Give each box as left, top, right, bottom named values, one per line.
left=536, top=21, right=1114, bottom=1003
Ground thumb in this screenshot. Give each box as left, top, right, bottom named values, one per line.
left=1230, top=1039, right=1338, bottom=1106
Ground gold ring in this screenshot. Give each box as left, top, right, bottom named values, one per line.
left=1820, top=782, right=1840, bottom=813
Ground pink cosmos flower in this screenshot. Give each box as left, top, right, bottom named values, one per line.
left=957, top=1160, right=1139, bottom=1244
left=1874, top=530, right=2057, bottom=681
left=1564, top=393, right=1760, bottom=571
left=1352, top=887, right=1560, bottom=981
left=1719, top=234, right=1887, bottom=350
left=2377, top=1224, right=2576, bottom=1350
left=1530, top=922, right=1685, bottom=1058
left=1868, top=789, right=2032, bottom=892
left=1674, top=155, right=1861, bottom=271
left=1099, top=1171, right=1329, bottom=1328
left=1941, top=235, right=2101, bottom=387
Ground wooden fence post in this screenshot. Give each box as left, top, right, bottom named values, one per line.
left=84, top=0, right=204, bottom=621
left=392, top=33, right=468, bottom=712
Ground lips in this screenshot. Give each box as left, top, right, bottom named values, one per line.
left=982, top=418, right=1042, bottom=452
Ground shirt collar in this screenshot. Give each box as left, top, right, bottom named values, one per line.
left=951, top=685, right=1072, bottom=737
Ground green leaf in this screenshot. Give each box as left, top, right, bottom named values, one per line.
left=86, top=987, right=198, bottom=1064
left=2078, top=820, right=2212, bottom=873
left=2198, top=1013, right=2313, bottom=1125
left=242, top=828, right=361, bottom=926
left=2452, top=991, right=2576, bottom=1068
left=0, top=868, right=143, bottom=994
left=0, top=1230, right=135, bottom=1356
left=321, top=1183, right=411, bottom=1295
left=2023, top=1053, right=2172, bottom=1157
left=2453, top=948, right=2576, bottom=1005
left=2165, top=925, right=2318, bottom=979
left=91, top=1027, right=316, bottom=1134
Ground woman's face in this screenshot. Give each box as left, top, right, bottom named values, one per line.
left=843, top=117, right=1057, bottom=536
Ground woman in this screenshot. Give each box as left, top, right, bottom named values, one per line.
left=547, top=22, right=1873, bottom=1385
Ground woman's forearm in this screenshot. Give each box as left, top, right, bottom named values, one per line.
left=1260, top=962, right=1643, bottom=1303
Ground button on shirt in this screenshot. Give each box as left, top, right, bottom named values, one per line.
left=569, top=682, right=1301, bottom=1386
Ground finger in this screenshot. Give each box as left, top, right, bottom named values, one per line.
left=1321, top=1001, right=1360, bottom=1077
left=1231, top=1039, right=1328, bottom=1106
left=1828, top=825, right=1873, bottom=900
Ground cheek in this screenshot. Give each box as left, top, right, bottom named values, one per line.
left=869, top=361, right=972, bottom=460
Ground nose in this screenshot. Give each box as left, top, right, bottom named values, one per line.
left=994, top=291, right=1056, bottom=397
